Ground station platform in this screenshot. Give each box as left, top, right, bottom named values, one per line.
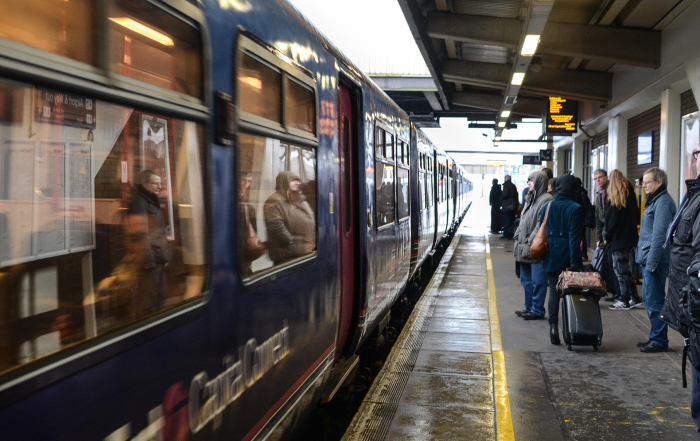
left=342, top=200, right=697, bottom=440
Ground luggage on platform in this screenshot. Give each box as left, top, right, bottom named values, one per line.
left=556, top=271, right=606, bottom=297
left=561, top=293, right=603, bottom=351
left=590, top=246, right=618, bottom=296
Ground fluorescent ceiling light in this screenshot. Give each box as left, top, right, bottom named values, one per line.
left=498, top=121, right=507, bottom=128
left=521, top=34, right=540, bottom=56
left=494, top=136, right=501, bottom=141
left=511, top=73, right=525, bottom=85
left=501, top=110, right=511, bottom=118
left=109, top=17, right=175, bottom=46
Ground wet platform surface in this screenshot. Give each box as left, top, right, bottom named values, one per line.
left=343, top=201, right=697, bottom=440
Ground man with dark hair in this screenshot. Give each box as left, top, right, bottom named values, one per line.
left=500, top=175, right=518, bottom=239
left=127, top=169, right=171, bottom=315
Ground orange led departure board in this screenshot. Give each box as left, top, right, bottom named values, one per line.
left=544, top=96, right=578, bottom=135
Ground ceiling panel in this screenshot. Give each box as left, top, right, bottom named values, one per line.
left=452, top=0, right=521, bottom=18
left=548, top=0, right=605, bottom=24
left=459, top=42, right=511, bottom=64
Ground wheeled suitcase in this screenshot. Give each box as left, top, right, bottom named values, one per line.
left=561, top=293, right=603, bottom=351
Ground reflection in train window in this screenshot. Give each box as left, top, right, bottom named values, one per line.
left=0, top=79, right=207, bottom=375
left=375, top=125, right=395, bottom=228
left=286, top=78, right=315, bottom=134
left=238, top=53, right=282, bottom=123
left=237, top=133, right=317, bottom=278
left=109, top=0, right=202, bottom=98
left=397, top=167, right=409, bottom=219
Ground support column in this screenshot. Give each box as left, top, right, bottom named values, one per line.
left=544, top=139, right=554, bottom=173
left=554, top=146, right=565, bottom=177
left=660, top=88, right=681, bottom=204
left=608, top=116, right=628, bottom=175
left=572, top=136, right=584, bottom=178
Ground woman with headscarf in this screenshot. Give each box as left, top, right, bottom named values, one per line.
left=264, top=171, right=316, bottom=265
left=538, top=174, right=583, bottom=344
left=513, top=171, right=552, bottom=320
left=489, top=179, right=502, bottom=233
left=604, top=169, right=641, bottom=310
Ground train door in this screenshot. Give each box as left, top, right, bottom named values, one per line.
left=336, top=84, right=357, bottom=359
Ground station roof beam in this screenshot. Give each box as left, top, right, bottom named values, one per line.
left=451, top=92, right=543, bottom=118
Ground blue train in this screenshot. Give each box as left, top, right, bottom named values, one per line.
left=0, top=0, right=471, bottom=439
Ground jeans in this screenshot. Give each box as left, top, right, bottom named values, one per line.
left=611, top=248, right=640, bottom=304
left=692, top=363, right=700, bottom=433
left=547, top=272, right=562, bottom=325
left=520, top=262, right=547, bottom=316
left=641, top=264, right=669, bottom=348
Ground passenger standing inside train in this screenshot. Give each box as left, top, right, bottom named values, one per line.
left=661, top=148, right=700, bottom=432
left=128, top=170, right=171, bottom=314
left=239, top=171, right=265, bottom=277
left=264, top=171, right=316, bottom=265
left=538, top=174, right=582, bottom=345
left=489, top=179, right=502, bottom=234
left=604, top=170, right=641, bottom=311
left=635, top=168, right=676, bottom=352
left=500, top=175, right=518, bottom=239
left=513, top=171, right=552, bottom=320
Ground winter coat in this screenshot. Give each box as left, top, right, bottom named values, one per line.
left=264, top=171, right=316, bottom=264
left=635, top=187, right=676, bottom=271
left=514, top=171, right=552, bottom=263
left=595, top=186, right=607, bottom=241
left=603, top=181, right=639, bottom=251
left=661, top=178, right=700, bottom=336
left=500, top=179, right=518, bottom=212
left=489, top=184, right=502, bottom=206
left=538, top=174, right=583, bottom=273
left=127, top=185, right=171, bottom=269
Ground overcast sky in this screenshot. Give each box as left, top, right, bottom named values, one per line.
left=287, top=0, right=546, bottom=161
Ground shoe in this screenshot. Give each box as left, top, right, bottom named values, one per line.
left=609, top=300, right=631, bottom=310
left=629, top=300, right=643, bottom=309
left=515, top=310, right=528, bottom=317
left=522, top=311, right=546, bottom=320
left=636, top=340, right=651, bottom=348
left=604, top=296, right=619, bottom=303
left=550, top=323, right=560, bottom=345
left=640, top=342, right=668, bottom=353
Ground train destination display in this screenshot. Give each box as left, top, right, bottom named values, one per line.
left=544, top=96, right=578, bottom=135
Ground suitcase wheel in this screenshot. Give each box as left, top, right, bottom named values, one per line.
left=593, top=344, right=599, bottom=352
left=566, top=343, right=572, bottom=351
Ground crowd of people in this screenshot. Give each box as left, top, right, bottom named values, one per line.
left=491, top=161, right=700, bottom=431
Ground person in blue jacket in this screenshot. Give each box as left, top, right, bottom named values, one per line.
left=538, top=174, right=583, bottom=345
left=635, top=167, right=676, bottom=352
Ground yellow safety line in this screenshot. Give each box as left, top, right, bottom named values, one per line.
left=485, top=238, right=515, bottom=441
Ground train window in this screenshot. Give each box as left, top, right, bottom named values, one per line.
left=238, top=53, right=282, bottom=123
left=237, top=134, right=316, bottom=278
left=285, top=78, right=315, bottom=134
left=375, top=124, right=395, bottom=228
left=0, top=79, right=207, bottom=375
left=0, top=0, right=96, bottom=66
left=109, top=0, right=203, bottom=98
left=375, top=128, right=384, bottom=158
left=397, top=167, right=409, bottom=219
left=385, top=132, right=394, bottom=161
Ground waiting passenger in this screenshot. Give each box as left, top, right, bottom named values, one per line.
left=127, top=170, right=171, bottom=314
left=513, top=171, right=552, bottom=320
left=547, top=178, right=557, bottom=195
left=264, top=171, right=315, bottom=265
left=538, top=174, right=583, bottom=345
left=604, top=170, right=641, bottom=311
left=635, top=167, right=676, bottom=352
left=542, top=167, right=554, bottom=180
left=500, top=175, right=518, bottom=239
left=489, top=179, right=502, bottom=234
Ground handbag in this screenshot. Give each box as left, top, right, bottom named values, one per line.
left=556, top=271, right=607, bottom=297
left=590, top=246, right=606, bottom=272
left=529, top=202, right=550, bottom=261
left=243, top=204, right=265, bottom=261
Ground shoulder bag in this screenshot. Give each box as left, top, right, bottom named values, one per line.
left=530, top=202, right=551, bottom=261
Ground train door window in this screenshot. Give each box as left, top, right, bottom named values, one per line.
left=235, top=35, right=318, bottom=281
left=397, top=139, right=409, bottom=219
left=109, top=0, right=203, bottom=98
left=375, top=124, right=395, bottom=228
left=0, top=79, right=208, bottom=376
left=0, top=0, right=95, bottom=66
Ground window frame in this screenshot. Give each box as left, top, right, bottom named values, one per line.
left=396, top=136, right=410, bottom=221
left=374, top=120, right=396, bottom=231
left=234, top=33, right=319, bottom=287
left=0, top=0, right=212, bottom=404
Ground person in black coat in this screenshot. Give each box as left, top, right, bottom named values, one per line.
left=500, top=175, right=518, bottom=239
left=603, top=169, right=641, bottom=310
left=489, top=179, right=502, bottom=234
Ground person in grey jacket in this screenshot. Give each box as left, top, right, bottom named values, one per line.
left=513, top=171, right=552, bottom=320
left=635, top=167, right=676, bottom=352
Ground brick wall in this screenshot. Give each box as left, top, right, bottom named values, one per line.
left=682, top=89, right=698, bottom=116
left=626, top=105, right=660, bottom=182
left=593, top=130, right=608, bottom=148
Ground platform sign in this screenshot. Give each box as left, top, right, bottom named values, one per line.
left=539, top=149, right=553, bottom=161
left=544, top=96, right=578, bottom=135
left=35, top=88, right=96, bottom=129
left=523, top=155, right=540, bottom=165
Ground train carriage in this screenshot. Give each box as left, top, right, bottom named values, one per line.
left=0, top=0, right=470, bottom=440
